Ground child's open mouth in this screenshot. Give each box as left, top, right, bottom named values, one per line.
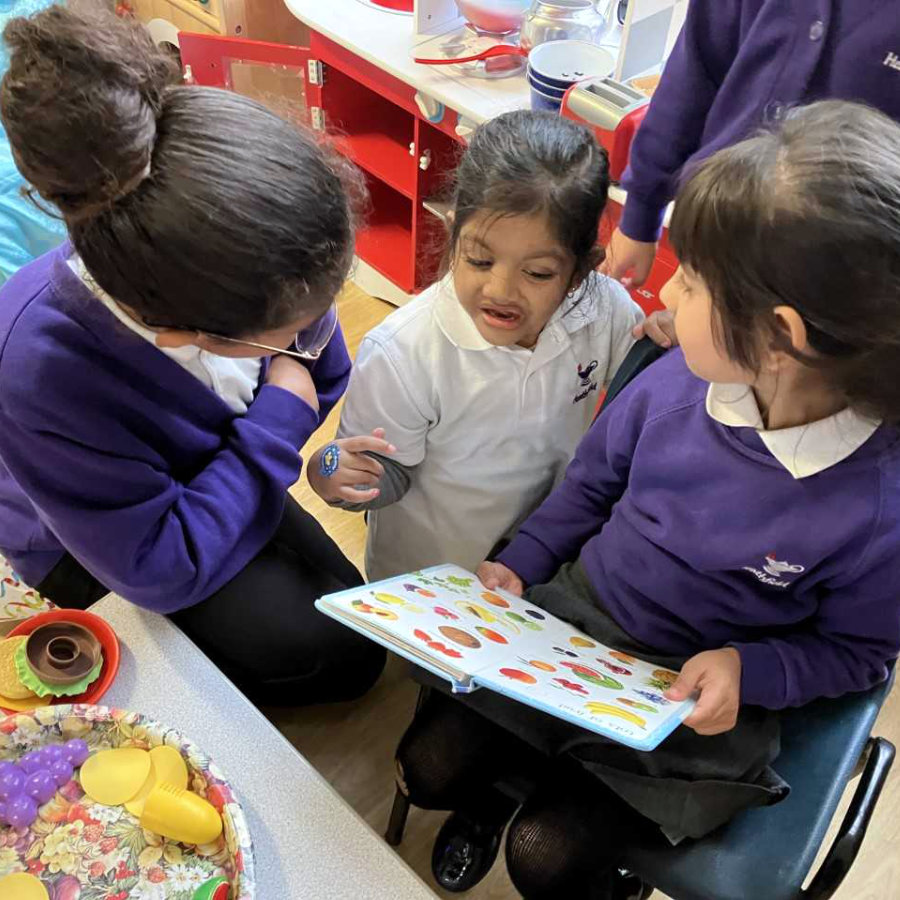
left=480, top=305, right=523, bottom=330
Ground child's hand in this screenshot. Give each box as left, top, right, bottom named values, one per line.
left=267, top=355, right=319, bottom=411
left=600, top=228, right=657, bottom=288
left=632, top=310, right=677, bottom=349
left=665, top=648, right=742, bottom=736
left=307, top=428, right=396, bottom=504
left=476, top=561, right=524, bottom=596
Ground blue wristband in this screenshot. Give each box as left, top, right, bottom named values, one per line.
left=319, top=443, right=340, bottom=478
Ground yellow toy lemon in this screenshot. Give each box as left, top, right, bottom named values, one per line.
left=125, top=744, right=189, bottom=817
left=141, top=781, right=223, bottom=845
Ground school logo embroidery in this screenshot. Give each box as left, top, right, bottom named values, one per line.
left=744, top=552, right=806, bottom=588
left=573, top=360, right=599, bottom=404
left=884, top=51, right=900, bottom=72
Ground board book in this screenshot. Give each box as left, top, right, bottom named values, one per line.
left=316, top=564, right=695, bottom=751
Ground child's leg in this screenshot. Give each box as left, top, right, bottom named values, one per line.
left=396, top=690, right=543, bottom=817
left=171, top=496, right=385, bottom=705
left=505, top=760, right=655, bottom=900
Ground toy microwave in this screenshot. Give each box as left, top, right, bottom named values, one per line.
left=560, top=77, right=649, bottom=181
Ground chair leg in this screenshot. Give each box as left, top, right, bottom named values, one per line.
left=385, top=787, right=411, bottom=846
left=384, top=683, right=434, bottom=846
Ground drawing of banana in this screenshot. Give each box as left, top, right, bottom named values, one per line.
left=584, top=702, right=646, bottom=729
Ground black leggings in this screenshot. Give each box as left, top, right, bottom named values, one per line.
left=397, top=691, right=655, bottom=900
left=38, top=496, right=385, bottom=706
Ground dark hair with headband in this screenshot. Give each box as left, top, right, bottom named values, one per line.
left=0, top=4, right=362, bottom=337
left=669, top=100, right=900, bottom=424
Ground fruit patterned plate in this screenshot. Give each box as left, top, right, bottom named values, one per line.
left=0, top=705, right=255, bottom=900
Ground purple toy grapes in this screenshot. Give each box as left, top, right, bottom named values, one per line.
left=25, top=769, right=57, bottom=804
left=49, top=759, right=74, bottom=788
left=18, top=751, right=43, bottom=774
left=63, top=739, right=90, bottom=767
left=6, top=793, right=37, bottom=829
left=43, top=744, right=65, bottom=765
left=0, top=764, right=24, bottom=801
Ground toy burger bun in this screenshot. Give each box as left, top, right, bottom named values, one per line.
left=0, top=636, right=38, bottom=700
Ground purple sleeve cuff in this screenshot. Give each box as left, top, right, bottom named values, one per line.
left=730, top=640, right=787, bottom=709
left=497, top=533, right=562, bottom=589
left=619, top=194, right=667, bottom=244
left=246, top=383, right=319, bottom=449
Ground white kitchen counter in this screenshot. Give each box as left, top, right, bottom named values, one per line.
left=283, top=0, right=629, bottom=206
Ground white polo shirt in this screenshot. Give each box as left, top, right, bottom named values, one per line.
left=338, top=272, right=642, bottom=580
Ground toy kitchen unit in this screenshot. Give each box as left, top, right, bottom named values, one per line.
left=177, top=0, right=689, bottom=311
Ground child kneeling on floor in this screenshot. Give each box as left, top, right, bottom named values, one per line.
left=307, top=110, right=671, bottom=581
left=395, top=101, right=900, bottom=898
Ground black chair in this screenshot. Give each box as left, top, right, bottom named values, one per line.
left=384, top=340, right=897, bottom=899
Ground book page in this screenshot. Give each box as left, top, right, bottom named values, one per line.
left=318, top=565, right=532, bottom=682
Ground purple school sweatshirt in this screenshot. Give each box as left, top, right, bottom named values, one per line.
left=499, top=351, right=900, bottom=710
left=0, top=244, right=350, bottom=612
left=621, top=0, right=900, bottom=242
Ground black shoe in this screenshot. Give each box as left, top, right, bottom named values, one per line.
left=612, top=868, right=653, bottom=900
left=431, top=811, right=505, bottom=892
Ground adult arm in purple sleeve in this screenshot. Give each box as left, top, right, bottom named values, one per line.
left=731, top=492, right=900, bottom=709
left=497, top=376, right=653, bottom=587
left=619, top=0, right=745, bottom=242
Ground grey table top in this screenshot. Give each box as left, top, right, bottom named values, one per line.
left=91, top=595, right=435, bottom=900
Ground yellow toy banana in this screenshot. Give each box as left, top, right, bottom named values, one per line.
left=584, top=701, right=647, bottom=729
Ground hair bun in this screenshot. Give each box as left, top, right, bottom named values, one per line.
left=1, top=6, right=178, bottom=220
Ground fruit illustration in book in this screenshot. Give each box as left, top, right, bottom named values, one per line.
left=634, top=690, right=670, bottom=705
left=560, top=662, right=623, bottom=690
left=403, top=583, right=437, bottom=598
left=481, top=591, right=509, bottom=608
left=439, top=626, right=482, bottom=649
left=595, top=658, right=632, bottom=676
left=476, top=626, right=508, bottom=644
left=569, top=636, right=596, bottom=649
left=506, top=611, right=541, bottom=631
left=433, top=606, right=459, bottom=620
left=553, top=678, right=589, bottom=696
left=617, top=697, right=658, bottom=714
left=585, top=701, right=647, bottom=729
left=351, top=599, right=398, bottom=620
left=609, top=650, right=637, bottom=664
left=500, top=668, right=537, bottom=684
left=524, top=659, right=556, bottom=672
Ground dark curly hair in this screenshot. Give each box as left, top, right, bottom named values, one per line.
left=1, top=4, right=363, bottom=337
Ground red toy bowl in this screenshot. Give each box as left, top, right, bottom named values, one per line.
left=3, top=610, right=120, bottom=713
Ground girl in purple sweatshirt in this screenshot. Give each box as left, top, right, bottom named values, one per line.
left=396, top=102, right=900, bottom=897
left=0, top=7, right=386, bottom=703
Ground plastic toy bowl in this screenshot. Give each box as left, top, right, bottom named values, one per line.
left=0, top=705, right=254, bottom=898
left=4, top=610, right=120, bottom=713
left=528, top=39, right=615, bottom=89
left=530, top=82, right=563, bottom=111
left=456, top=0, right=531, bottom=34
left=527, top=67, right=568, bottom=98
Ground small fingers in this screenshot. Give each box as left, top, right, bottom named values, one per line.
left=339, top=435, right=397, bottom=455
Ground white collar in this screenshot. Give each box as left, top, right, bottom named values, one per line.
left=706, top=383, right=881, bottom=479
left=432, top=273, right=604, bottom=353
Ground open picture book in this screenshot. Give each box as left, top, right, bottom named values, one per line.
left=316, top=564, right=695, bottom=751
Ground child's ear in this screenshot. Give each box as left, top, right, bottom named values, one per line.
left=764, top=306, right=809, bottom=372
left=772, top=306, right=809, bottom=354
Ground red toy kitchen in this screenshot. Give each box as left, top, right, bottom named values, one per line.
left=177, top=0, right=683, bottom=315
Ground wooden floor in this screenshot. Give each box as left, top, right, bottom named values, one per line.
left=272, top=282, right=900, bottom=900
